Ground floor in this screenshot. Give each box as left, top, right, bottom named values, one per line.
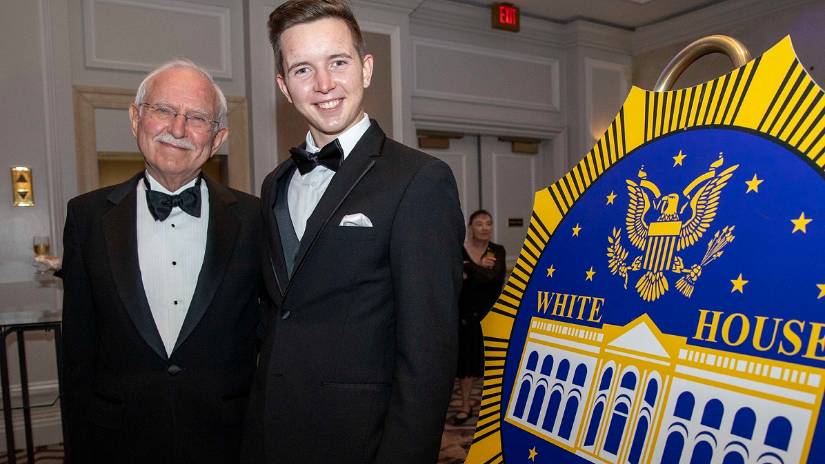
left=0, top=378, right=483, bottom=464
left=438, top=378, right=483, bottom=464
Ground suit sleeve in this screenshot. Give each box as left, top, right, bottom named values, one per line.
left=377, top=159, right=465, bottom=463
left=60, top=200, right=96, bottom=462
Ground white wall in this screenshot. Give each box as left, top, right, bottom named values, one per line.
left=409, top=0, right=632, bottom=177
left=0, top=0, right=71, bottom=284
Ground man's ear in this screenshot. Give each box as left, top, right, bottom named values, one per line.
left=129, top=103, right=140, bottom=137
left=210, top=127, right=230, bottom=155
left=276, top=74, right=293, bottom=104
left=361, top=54, right=374, bottom=89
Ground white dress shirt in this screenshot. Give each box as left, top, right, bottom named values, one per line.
left=137, top=172, right=209, bottom=355
left=288, top=114, right=371, bottom=239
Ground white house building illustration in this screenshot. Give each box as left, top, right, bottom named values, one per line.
left=505, top=314, right=825, bottom=463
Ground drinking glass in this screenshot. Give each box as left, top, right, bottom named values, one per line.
left=33, top=236, right=51, bottom=257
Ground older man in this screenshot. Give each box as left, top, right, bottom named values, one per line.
left=61, top=59, right=262, bottom=463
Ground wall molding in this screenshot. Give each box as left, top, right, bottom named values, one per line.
left=73, top=86, right=251, bottom=194
left=412, top=37, right=560, bottom=112
left=360, top=20, right=405, bottom=143
left=415, top=89, right=557, bottom=113
left=411, top=0, right=632, bottom=54
left=411, top=0, right=567, bottom=48
left=633, top=0, right=816, bottom=54
left=39, top=0, right=76, bottom=255
left=561, top=20, right=633, bottom=54
left=414, top=113, right=563, bottom=140
left=353, top=0, right=419, bottom=15
left=0, top=381, right=62, bottom=452
left=82, top=0, right=232, bottom=78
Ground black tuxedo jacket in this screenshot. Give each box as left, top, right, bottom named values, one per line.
left=241, top=122, right=464, bottom=463
left=61, top=173, right=263, bottom=464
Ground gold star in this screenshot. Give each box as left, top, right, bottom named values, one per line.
left=606, top=191, right=617, bottom=205
left=572, top=224, right=582, bottom=237
left=818, top=284, right=825, bottom=300
left=585, top=266, right=595, bottom=281
left=528, top=446, right=538, bottom=462
left=745, top=174, right=764, bottom=193
left=731, top=273, right=748, bottom=293
left=791, top=212, right=812, bottom=234
left=673, top=150, right=686, bottom=167
left=546, top=265, right=556, bottom=278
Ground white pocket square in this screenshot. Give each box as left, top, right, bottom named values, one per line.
left=339, top=213, right=373, bottom=227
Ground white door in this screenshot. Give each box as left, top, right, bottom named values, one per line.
left=423, top=134, right=553, bottom=269
left=480, top=136, right=545, bottom=268
left=422, top=135, right=480, bottom=224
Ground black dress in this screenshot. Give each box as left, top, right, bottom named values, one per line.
left=457, top=242, right=506, bottom=378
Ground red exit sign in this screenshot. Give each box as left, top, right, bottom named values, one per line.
left=491, top=2, right=519, bottom=32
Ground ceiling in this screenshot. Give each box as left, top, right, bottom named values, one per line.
left=446, top=0, right=725, bottom=29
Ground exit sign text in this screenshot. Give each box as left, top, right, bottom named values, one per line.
left=491, top=3, right=519, bottom=32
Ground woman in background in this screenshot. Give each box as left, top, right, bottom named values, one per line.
left=454, top=209, right=506, bottom=424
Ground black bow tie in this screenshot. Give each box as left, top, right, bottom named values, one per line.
left=289, top=139, right=344, bottom=175
left=144, top=175, right=202, bottom=221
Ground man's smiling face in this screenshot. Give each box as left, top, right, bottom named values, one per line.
left=129, top=66, right=227, bottom=189
left=276, top=17, right=373, bottom=147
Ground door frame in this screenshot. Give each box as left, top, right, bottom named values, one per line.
left=73, top=85, right=251, bottom=194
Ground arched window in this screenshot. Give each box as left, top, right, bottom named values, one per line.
left=526, top=351, right=539, bottom=371
left=644, top=378, right=659, bottom=406
left=599, top=367, right=614, bottom=391
left=584, top=401, right=604, bottom=447
left=722, top=451, right=745, bottom=464
left=542, top=390, right=562, bottom=432
left=689, top=441, right=713, bottom=464
left=558, top=396, right=579, bottom=439
left=540, top=355, right=554, bottom=376
left=513, top=379, right=532, bottom=419
left=621, top=371, right=637, bottom=390
left=731, top=407, right=756, bottom=439
left=701, top=399, right=724, bottom=429
left=526, top=385, right=546, bottom=425
left=627, top=415, right=649, bottom=464
left=572, top=364, right=587, bottom=387
left=556, top=359, right=570, bottom=381
left=603, top=401, right=629, bottom=455
left=661, top=432, right=685, bottom=463
left=765, top=416, right=792, bottom=451
left=674, top=392, right=695, bottom=420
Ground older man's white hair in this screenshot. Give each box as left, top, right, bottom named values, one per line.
left=135, top=59, right=228, bottom=130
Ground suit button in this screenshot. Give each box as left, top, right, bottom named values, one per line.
left=281, top=310, right=291, bottom=320
left=167, top=364, right=183, bottom=375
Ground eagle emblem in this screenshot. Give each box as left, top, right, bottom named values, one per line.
left=607, top=154, right=738, bottom=301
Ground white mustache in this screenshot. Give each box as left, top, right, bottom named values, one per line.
left=154, top=132, right=195, bottom=150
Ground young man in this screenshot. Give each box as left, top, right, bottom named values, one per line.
left=61, top=60, right=262, bottom=463
left=242, top=1, right=465, bottom=463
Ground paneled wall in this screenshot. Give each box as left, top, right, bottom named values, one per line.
left=410, top=0, right=632, bottom=176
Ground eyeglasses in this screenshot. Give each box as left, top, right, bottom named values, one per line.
left=138, top=103, right=219, bottom=132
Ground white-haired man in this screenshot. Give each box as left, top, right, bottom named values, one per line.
left=61, top=59, right=263, bottom=463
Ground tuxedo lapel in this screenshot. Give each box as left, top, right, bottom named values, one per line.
left=173, top=176, right=240, bottom=353
left=263, top=161, right=295, bottom=296
left=103, top=174, right=168, bottom=361
left=291, top=122, right=385, bottom=279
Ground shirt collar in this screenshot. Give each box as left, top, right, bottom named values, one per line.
left=304, top=113, right=371, bottom=160
left=143, top=171, right=200, bottom=195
